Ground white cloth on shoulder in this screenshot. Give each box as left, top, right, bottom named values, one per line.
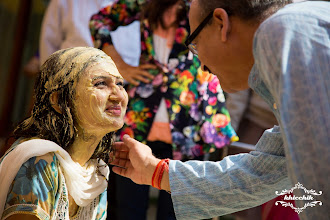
left=0, top=138, right=109, bottom=217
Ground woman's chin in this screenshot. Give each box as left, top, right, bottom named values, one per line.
left=104, top=121, right=124, bottom=134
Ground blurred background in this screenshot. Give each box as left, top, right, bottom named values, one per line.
left=0, top=0, right=49, bottom=144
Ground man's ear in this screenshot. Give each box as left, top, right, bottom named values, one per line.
left=213, top=8, right=230, bottom=42
left=49, top=92, right=62, bottom=114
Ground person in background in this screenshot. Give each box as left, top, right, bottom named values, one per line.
left=226, top=89, right=278, bottom=144
left=39, top=0, right=140, bottom=67
left=90, top=0, right=238, bottom=219
left=110, top=0, right=329, bottom=220
left=0, top=47, right=128, bottom=219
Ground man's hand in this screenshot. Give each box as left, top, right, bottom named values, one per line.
left=111, top=135, right=160, bottom=185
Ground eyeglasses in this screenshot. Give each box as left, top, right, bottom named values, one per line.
left=185, top=11, right=213, bottom=55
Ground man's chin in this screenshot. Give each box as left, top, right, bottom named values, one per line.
left=223, top=87, right=238, bottom=93
left=218, top=81, right=232, bottom=93
left=220, top=79, right=250, bottom=93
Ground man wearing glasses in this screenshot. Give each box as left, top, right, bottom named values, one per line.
left=111, top=0, right=330, bottom=220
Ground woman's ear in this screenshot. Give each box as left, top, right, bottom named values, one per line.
left=50, top=92, right=62, bottom=114
left=213, top=8, right=231, bottom=42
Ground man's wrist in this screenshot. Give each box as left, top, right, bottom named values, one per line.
left=146, top=156, right=161, bottom=185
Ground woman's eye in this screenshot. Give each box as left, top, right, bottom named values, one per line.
left=94, top=81, right=107, bottom=87
left=116, top=81, right=124, bottom=87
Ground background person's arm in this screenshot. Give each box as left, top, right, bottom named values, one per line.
left=89, top=1, right=155, bottom=85
left=102, top=44, right=155, bottom=86
left=39, top=0, right=62, bottom=66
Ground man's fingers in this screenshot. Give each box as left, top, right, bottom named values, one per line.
left=112, top=166, right=128, bottom=176
left=122, top=134, right=140, bottom=149
left=113, top=142, right=129, bottom=151
left=111, top=157, right=129, bottom=167
left=115, top=149, right=129, bottom=160
left=111, top=157, right=131, bottom=177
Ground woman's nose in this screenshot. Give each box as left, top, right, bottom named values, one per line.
left=108, top=87, right=124, bottom=102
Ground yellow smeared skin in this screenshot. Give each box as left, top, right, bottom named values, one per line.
left=38, top=47, right=127, bottom=216
left=42, top=47, right=128, bottom=166
left=74, top=61, right=127, bottom=134
left=44, top=47, right=123, bottom=92
left=68, top=60, right=128, bottom=166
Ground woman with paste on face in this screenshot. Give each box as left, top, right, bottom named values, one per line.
left=0, top=47, right=128, bottom=220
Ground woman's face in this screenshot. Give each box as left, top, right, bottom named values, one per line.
left=73, top=61, right=128, bottom=136
left=162, top=1, right=182, bottom=28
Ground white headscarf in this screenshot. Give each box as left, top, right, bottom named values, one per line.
left=0, top=139, right=109, bottom=217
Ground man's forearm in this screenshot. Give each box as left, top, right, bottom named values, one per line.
left=168, top=127, right=291, bottom=219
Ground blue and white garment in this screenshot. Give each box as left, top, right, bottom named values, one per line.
left=0, top=139, right=108, bottom=220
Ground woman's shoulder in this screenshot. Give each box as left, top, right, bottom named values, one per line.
left=23, top=152, right=61, bottom=185
left=35, top=152, right=59, bottom=165
left=3, top=152, right=63, bottom=219
left=15, top=152, right=61, bottom=193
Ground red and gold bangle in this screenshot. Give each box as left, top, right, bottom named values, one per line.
left=151, top=159, right=170, bottom=190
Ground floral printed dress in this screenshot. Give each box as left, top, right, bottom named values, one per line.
left=90, top=0, right=238, bottom=159
left=1, top=142, right=107, bottom=220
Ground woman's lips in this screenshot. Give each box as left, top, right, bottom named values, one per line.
left=106, top=105, right=121, bottom=116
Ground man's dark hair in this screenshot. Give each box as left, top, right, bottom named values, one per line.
left=198, top=0, right=292, bottom=22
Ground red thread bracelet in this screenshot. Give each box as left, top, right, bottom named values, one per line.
left=151, top=160, right=162, bottom=188
left=151, top=159, right=170, bottom=190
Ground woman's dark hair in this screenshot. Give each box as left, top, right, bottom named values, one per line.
left=198, top=0, right=292, bottom=22
left=12, top=47, right=116, bottom=162
left=142, top=0, right=187, bottom=30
